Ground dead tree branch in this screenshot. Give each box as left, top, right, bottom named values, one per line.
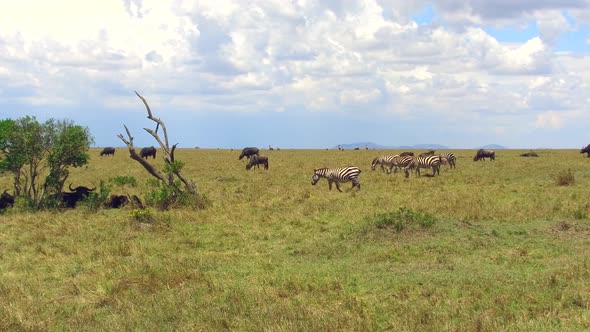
left=118, top=92, right=198, bottom=196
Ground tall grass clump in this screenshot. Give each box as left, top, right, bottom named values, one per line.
left=369, top=207, right=436, bottom=232
left=145, top=179, right=209, bottom=210
left=555, top=169, right=575, bottom=186
left=81, top=180, right=111, bottom=211
left=109, top=175, right=137, bottom=187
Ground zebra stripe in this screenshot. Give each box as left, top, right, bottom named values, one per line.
left=404, top=155, right=441, bottom=177
left=438, top=153, right=456, bottom=169
left=371, top=155, right=398, bottom=174
left=312, top=166, right=361, bottom=192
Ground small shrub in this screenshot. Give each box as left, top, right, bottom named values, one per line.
left=80, top=181, right=111, bottom=211
left=145, top=179, right=208, bottom=210
left=555, top=169, right=575, bottom=186
left=109, top=175, right=137, bottom=187
left=129, top=208, right=155, bottom=224
left=370, top=207, right=436, bottom=232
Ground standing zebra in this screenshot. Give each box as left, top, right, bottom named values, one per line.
left=311, top=166, right=361, bottom=192
left=392, top=155, right=414, bottom=173
left=404, top=155, right=441, bottom=178
left=439, top=152, right=456, bottom=169
left=371, top=155, right=398, bottom=174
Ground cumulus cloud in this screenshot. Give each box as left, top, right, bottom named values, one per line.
left=0, top=0, right=589, bottom=147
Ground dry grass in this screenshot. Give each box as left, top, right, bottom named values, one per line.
left=1, top=148, right=590, bottom=330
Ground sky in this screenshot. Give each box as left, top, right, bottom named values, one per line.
left=1, top=0, right=590, bottom=149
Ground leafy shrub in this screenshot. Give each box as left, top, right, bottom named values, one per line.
left=145, top=179, right=209, bottom=210
left=81, top=181, right=111, bottom=211
left=370, top=207, right=436, bottom=232
left=109, top=175, right=137, bottom=187
left=129, top=208, right=155, bottom=223
left=555, top=169, right=575, bottom=186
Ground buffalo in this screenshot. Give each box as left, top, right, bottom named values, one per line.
left=400, top=151, right=414, bottom=157
left=108, top=194, right=129, bottom=209
left=246, top=155, right=269, bottom=170
left=474, top=149, right=495, bottom=161
left=239, top=147, right=259, bottom=160
left=100, top=147, right=115, bottom=156
left=580, top=144, right=590, bottom=158
left=419, top=150, right=435, bottom=157
left=520, top=151, right=539, bottom=157
left=0, top=190, right=15, bottom=210
left=50, top=184, right=96, bottom=208
left=140, top=146, right=157, bottom=159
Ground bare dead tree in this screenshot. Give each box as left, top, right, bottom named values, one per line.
left=118, top=91, right=198, bottom=196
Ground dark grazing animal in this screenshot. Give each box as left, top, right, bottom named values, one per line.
left=400, top=151, right=414, bottom=156
left=580, top=144, right=590, bottom=157
left=439, top=153, right=457, bottom=169
left=474, top=149, right=495, bottom=161
left=100, top=147, right=115, bottom=156
left=520, top=151, right=539, bottom=157
left=140, top=146, right=157, bottom=159
left=239, top=147, right=259, bottom=160
left=371, top=155, right=398, bottom=174
left=311, top=166, right=361, bottom=192
left=404, top=155, right=441, bottom=178
left=0, top=190, right=15, bottom=210
left=354, top=147, right=360, bottom=150
left=419, top=150, right=435, bottom=157
left=246, top=155, right=269, bottom=170
left=108, top=195, right=129, bottom=209
left=54, top=184, right=96, bottom=208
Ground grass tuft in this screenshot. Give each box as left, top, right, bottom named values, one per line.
left=555, top=169, right=575, bottom=186
left=369, top=207, right=436, bottom=232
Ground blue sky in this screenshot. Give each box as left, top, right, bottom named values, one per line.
left=1, top=0, right=590, bottom=149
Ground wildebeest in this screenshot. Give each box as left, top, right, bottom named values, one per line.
left=580, top=144, right=590, bottom=158
left=0, top=190, right=15, bottom=210
left=108, top=194, right=129, bottom=209
left=400, top=151, right=414, bottom=157
left=100, top=147, right=115, bottom=156
left=520, top=151, right=539, bottom=157
left=354, top=147, right=360, bottom=150
left=474, top=149, right=495, bottom=161
left=239, top=147, right=259, bottom=160
left=52, top=184, right=96, bottom=208
left=246, top=155, right=269, bottom=170
left=140, top=146, right=157, bottom=159
left=419, top=150, right=435, bottom=157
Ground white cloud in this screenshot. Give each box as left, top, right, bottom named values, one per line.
left=0, top=0, right=589, bottom=147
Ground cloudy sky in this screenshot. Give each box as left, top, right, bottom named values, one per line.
left=1, top=0, right=589, bottom=148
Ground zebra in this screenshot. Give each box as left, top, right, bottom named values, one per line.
left=311, top=166, right=361, bottom=192
left=438, top=152, right=456, bottom=169
left=391, top=155, right=414, bottom=174
left=371, top=155, right=398, bottom=174
left=404, top=155, right=441, bottom=178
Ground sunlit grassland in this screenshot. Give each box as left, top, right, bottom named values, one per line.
left=1, top=148, right=590, bottom=331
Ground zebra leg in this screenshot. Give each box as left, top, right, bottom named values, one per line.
left=328, top=180, right=333, bottom=191
left=352, top=180, right=361, bottom=192
left=335, top=182, right=343, bottom=192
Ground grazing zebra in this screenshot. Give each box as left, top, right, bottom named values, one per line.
left=371, top=155, right=398, bottom=174
left=439, top=152, right=456, bottom=169
left=311, top=166, right=361, bottom=192
left=404, top=155, right=441, bottom=178
left=392, top=155, right=414, bottom=173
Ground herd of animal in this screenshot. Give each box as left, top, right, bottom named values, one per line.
left=1, top=144, right=589, bottom=211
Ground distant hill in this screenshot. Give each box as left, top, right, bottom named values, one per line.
left=334, top=142, right=449, bottom=150
left=478, top=144, right=507, bottom=150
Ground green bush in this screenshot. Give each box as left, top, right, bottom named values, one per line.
left=145, top=179, right=209, bottom=210
left=109, top=175, right=137, bottom=187
left=80, top=181, right=111, bottom=211
left=370, top=207, right=436, bottom=232
left=129, top=208, right=155, bottom=223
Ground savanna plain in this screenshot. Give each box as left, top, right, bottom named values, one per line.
left=1, top=148, right=590, bottom=331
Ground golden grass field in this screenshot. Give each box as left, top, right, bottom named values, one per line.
left=1, top=148, right=590, bottom=331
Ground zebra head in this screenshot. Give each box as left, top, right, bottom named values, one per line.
left=311, top=170, right=321, bottom=185
left=371, top=157, right=379, bottom=171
